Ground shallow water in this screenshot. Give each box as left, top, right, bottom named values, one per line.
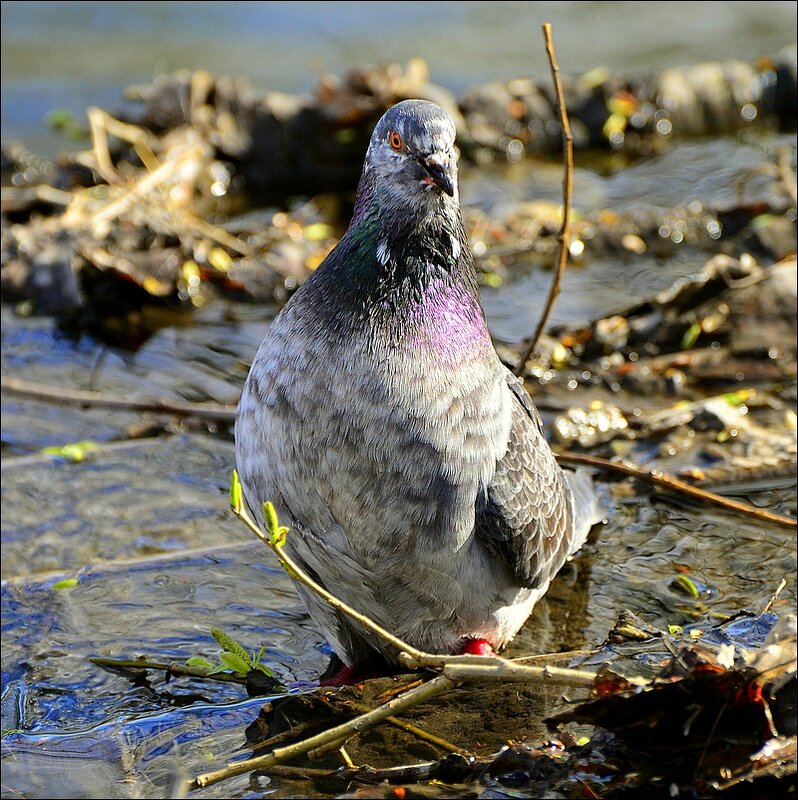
left=2, top=3, right=797, bottom=798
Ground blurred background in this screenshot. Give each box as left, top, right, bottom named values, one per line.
left=3, top=0, right=797, bottom=154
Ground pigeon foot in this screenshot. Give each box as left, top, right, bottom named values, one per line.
left=460, top=638, right=497, bottom=656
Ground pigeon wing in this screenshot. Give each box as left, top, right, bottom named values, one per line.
left=474, top=373, right=576, bottom=588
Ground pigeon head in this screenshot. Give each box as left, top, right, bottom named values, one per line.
left=314, top=99, right=475, bottom=317
left=362, top=100, right=459, bottom=217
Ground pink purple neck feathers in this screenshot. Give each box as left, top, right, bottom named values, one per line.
left=410, top=281, right=492, bottom=362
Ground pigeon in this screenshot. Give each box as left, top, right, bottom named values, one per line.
left=235, top=99, right=600, bottom=678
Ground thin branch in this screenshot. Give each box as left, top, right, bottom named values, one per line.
left=84, top=142, right=207, bottom=230
left=250, top=719, right=333, bottom=754
left=89, top=656, right=247, bottom=685
left=307, top=734, right=357, bottom=761
left=176, top=206, right=255, bottom=257
left=266, top=755, right=493, bottom=785
left=190, top=640, right=595, bottom=791
left=555, top=451, right=797, bottom=529
left=693, top=701, right=729, bottom=782
left=83, top=107, right=253, bottom=256
left=85, top=106, right=160, bottom=185
left=763, top=577, right=788, bottom=613
left=330, top=696, right=470, bottom=755
left=0, top=435, right=168, bottom=472
left=511, top=647, right=594, bottom=663
left=233, top=488, right=434, bottom=666
left=190, top=674, right=456, bottom=790
left=441, top=659, right=598, bottom=688
left=1, top=376, right=237, bottom=423
left=0, top=184, right=74, bottom=210
left=514, top=22, right=574, bottom=376
left=251, top=764, right=338, bottom=780
left=336, top=745, right=357, bottom=769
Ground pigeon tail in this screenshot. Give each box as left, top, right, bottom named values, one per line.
left=564, top=468, right=603, bottom=553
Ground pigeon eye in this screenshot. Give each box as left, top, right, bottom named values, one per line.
left=388, top=130, right=404, bottom=151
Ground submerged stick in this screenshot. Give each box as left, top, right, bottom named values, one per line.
left=331, top=696, right=469, bottom=755
left=514, top=22, right=574, bottom=376
left=89, top=656, right=247, bottom=685
left=1, top=376, right=237, bottom=423
left=190, top=674, right=456, bottom=790
left=555, top=451, right=797, bottom=529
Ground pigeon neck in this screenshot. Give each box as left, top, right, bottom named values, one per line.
left=349, top=165, right=477, bottom=286
left=343, top=201, right=481, bottom=320
left=302, top=167, right=487, bottom=347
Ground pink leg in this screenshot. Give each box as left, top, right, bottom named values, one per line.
left=319, top=657, right=395, bottom=687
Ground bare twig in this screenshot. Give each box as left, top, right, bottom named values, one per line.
left=85, top=106, right=160, bottom=184
left=514, top=22, right=574, bottom=376
left=442, top=659, right=598, bottom=688
left=263, top=760, right=438, bottom=784
left=337, top=746, right=357, bottom=769
left=251, top=764, right=338, bottom=780
left=0, top=435, right=169, bottom=472
left=693, top=701, right=729, bottom=781
left=252, top=752, right=492, bottom=784
left=84, top=107, right=254, bottom=256
left=1, top=376, right=237, bottom=423
left=511, top=647, right=594, bottom=663
left=190, top=674, right=456, bottom=790
left=177, top=206, right=255, bottom=257
left=555, top=451, right=797, bottom=529
left=0, top=184, right=74, bottom=211
left=251, top=719, right=333, bottom=754
left=763, top=577, right=789, bottom=613
left=75, top=142, right=207, bottom=230
left=308, top=735, right=357, bottom=761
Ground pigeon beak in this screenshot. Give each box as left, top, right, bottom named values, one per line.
left=422, top=153, right=455, bottom=197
